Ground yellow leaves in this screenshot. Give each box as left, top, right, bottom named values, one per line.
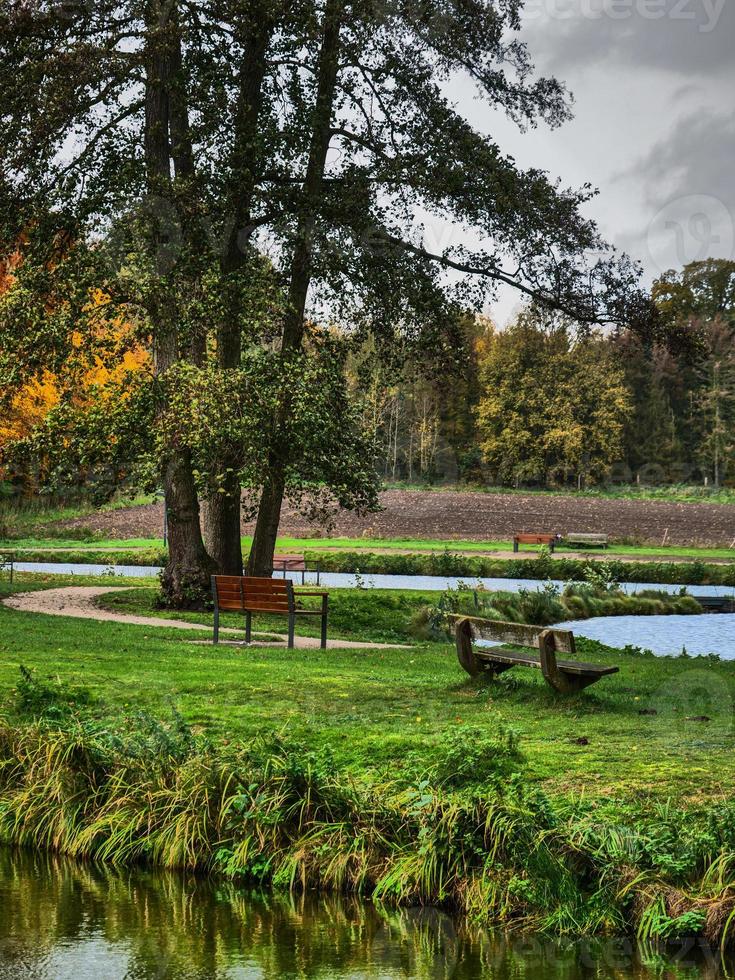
left=0, top=320, right=151, bottom=451
left=0, top=372, right=59, bottom=445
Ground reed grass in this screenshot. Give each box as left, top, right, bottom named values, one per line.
left=2, top=714, right=735, bottom=946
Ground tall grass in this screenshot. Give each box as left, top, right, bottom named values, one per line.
left=2, top=711, right=735, bottom=946
left=411, top=579, right=703, bottom=639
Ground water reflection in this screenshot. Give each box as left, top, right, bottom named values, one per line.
left=0, top=848, right=727, bottom=979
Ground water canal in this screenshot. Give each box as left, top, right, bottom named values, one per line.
left=0, top=848, right=725, bottom=979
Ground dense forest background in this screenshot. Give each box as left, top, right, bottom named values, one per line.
left=358, top=259, right=735, bottom=489
left=2, top=258, right=734, bottom=498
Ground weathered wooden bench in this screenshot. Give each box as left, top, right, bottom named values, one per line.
left=513, top=533, right=559, bottom=553
left=564, top=533, right=609, bottom=549
left=272, top=553, right=321, bottom=585
left=452, top=615, right=618, bottom=693
left=0, top=552, right=14, bottom=583
left=211, top=575, right=329, bottom=649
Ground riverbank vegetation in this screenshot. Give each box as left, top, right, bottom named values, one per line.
left=3, top=703, right=735, bottom=945
left=3, top=541, right=735, bottom=588
left=1, top=574, right=734, bottom=941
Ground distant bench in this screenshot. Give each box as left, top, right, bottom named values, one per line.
left=512, top=533, right=560, bottom=553
left=563, top=533, right=609, bottom=549
left=0, top=552, right=14, bottom=583
left=452, top=615, right=618, bottom=694
left=272, top=554, right=321, bottom=585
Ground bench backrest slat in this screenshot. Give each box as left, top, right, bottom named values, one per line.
left=450, top=615, right=576, bottom=655
left=212, top=575, right=243, bottom=610
left=213, top=575, right=293, bottom=613
left=242, top=577, right=290, bottom=611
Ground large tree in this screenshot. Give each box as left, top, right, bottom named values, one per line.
left=0, top=0, right=663, bottom=594
left=237, top=0, right=661, bottom=572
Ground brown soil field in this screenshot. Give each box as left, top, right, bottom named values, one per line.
left=57, top=489, right=735, bottom=548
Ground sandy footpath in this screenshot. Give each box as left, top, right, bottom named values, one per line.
left=2, top=586, right=406, bottom=650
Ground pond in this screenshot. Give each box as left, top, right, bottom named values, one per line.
left=0, top=847, right=724, bottom=979
left=557, top=613, right=735, bottom=659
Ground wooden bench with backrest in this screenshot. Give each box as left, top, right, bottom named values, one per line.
left=513, top=533, right=559, bottom=553
left=564, top=533, right=609, bottom=549
left=272, top=554, right=321, bottom=585
left=451, top=615, right=618, bottom=693
left=211, top=575, right=329, bottom=649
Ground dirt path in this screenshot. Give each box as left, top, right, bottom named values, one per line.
left=2, top=587, right=407, bottom=650
left=54, top=488, right=735, bottom=547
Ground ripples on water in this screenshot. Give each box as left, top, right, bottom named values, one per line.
left=0, top=848, right=727, bottom=979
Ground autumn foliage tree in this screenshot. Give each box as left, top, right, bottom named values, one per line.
left=477, top=311, right=632, bottom=486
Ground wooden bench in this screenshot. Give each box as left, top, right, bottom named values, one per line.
left=272, top=554, right=321, bottom=585
left=564, top=533, right=608, bottom=549
left=211, top=575, right=329, bottom=649
left=0, top=552, right=14, bottom=583
left=452, top=615, right=618, bottom=693
left=512, top=533, right=559, bottom=553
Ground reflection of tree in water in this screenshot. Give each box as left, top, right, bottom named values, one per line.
left=0, top=848, right=717, bottom=978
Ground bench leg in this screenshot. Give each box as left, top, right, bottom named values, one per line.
left=538, top=630, right=595, bottom=693
left=513, top=539, right=519, bottom=553
left=455, top=618, right=482, bottom=676
left=288, top=613, right=295, bottom=649
left=245, top=611, right=252, bottom=644
left=213, top=606, right=219, bottom=645
left=320, top=596, right=328, bottom=649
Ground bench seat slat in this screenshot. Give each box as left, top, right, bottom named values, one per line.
left=474, top=646, right=618, bottom=676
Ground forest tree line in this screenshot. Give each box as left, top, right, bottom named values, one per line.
left=359, top=259, right=735, bottom=489
left=2, top=258, right=733, bottom=506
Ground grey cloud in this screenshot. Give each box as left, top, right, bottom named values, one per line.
left=637, top=109, right=734, bottom=208
left=522, top=0, right=734, bottom=79
left=616, top=110, right=735, bottom=269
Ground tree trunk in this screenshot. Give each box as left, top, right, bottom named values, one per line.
left=203, top=14, right=275, bottom=575
left=248, top=0, right=343, bottom=576
left=144, top=0, right=214, bottom=606
left=201, top=477, right=243, bottom=575
left=247, top=467, right=286, bottom=575
left=159, top=449, right=214, bottom=607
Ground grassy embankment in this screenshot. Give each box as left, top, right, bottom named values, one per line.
left=2, top=572, right=735, bottom=942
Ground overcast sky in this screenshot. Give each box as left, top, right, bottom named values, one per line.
left=449, top=0, right=735, bottom=325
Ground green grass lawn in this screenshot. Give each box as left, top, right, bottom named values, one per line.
left=1, top=573, right=732, bottom=802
